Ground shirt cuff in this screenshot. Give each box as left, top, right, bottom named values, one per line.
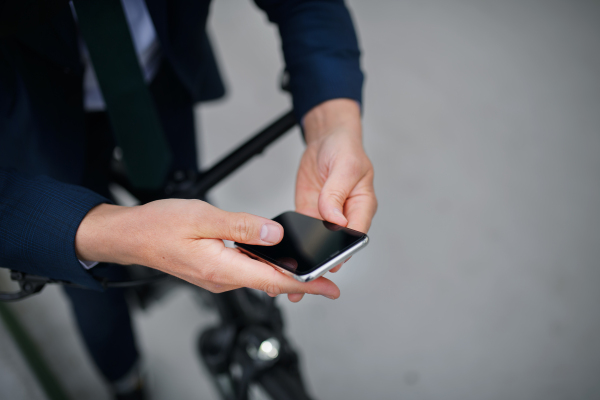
left=78, top=259, right=99, bottom=270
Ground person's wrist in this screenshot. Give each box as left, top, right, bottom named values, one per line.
left=75, top=203, right=142, bottom=266
left=303, top=98, right=362, bottom=145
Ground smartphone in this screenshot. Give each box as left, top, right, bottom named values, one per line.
left=235, top=211, right=369, bottom=282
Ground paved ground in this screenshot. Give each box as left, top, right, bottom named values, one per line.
left=2, top=0, right=600, bottom=399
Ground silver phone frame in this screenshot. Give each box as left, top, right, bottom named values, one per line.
left=236, top=235, right=369, bottom=282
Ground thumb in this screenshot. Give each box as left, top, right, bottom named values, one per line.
left=317, top=164, right=358, bottom=226
left=200, top=205, right=283, bottom=245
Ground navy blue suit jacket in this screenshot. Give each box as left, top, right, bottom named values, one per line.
left=0, top=0, right=364, bottom=289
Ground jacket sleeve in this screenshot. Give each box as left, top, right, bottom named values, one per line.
left=254, top=0, right=364, bottom=121
left=0, top=169, right=108, bottom=290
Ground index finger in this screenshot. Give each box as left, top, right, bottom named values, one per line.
left=344, top=190, right=378, bottom=233
left=223, top=247, right=341, bottom=298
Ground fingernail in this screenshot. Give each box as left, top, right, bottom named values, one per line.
left=261, top=223, right=282, bottom=244
left=326, top=295, right=337, bottom=300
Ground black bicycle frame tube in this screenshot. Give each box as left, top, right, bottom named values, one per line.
left=179, top=110, right=297, bottom=199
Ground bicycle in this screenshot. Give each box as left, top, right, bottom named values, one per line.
left=1, top=109, right=316, bottom=400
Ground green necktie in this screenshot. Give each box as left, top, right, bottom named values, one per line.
left=73, top=0, right=172, bottom=190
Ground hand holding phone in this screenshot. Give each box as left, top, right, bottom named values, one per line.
left=235, top=211, right=369, bottom=282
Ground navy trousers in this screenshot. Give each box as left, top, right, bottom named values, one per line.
left=63, top=264, right=139, bottom=382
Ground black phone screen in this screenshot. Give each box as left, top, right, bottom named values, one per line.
left=235, top=211, right=366, bottom=275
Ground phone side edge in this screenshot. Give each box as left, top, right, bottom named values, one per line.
left=296, top=234, right=370, bottom=282
left=234, top=245, right=301, bottom=281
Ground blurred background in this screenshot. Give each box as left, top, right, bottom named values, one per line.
left=1, top=0, right=600, bottom=399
